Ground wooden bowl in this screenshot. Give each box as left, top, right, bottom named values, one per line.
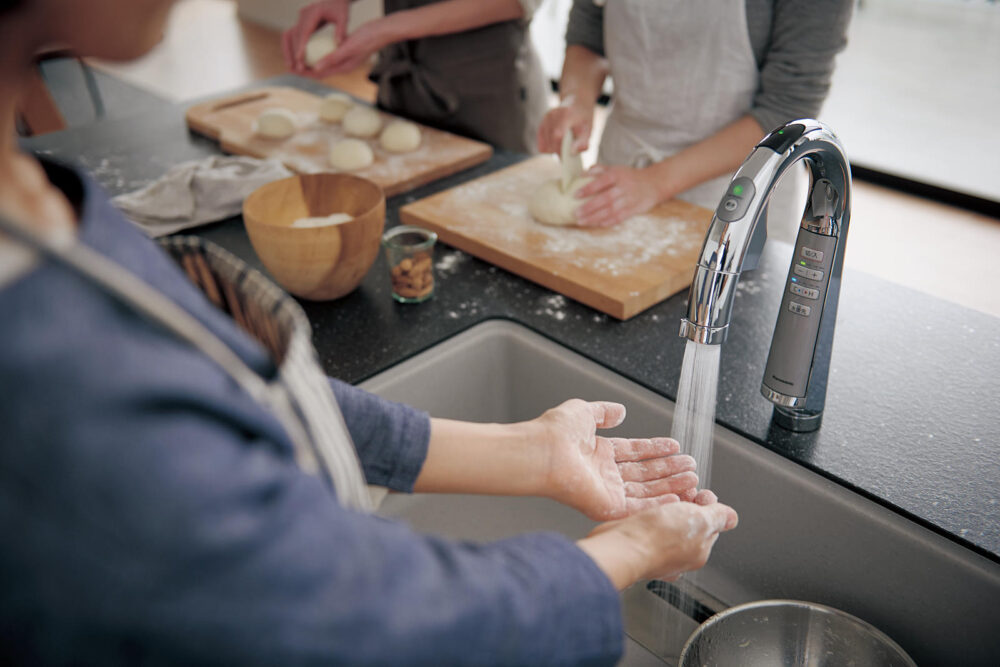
left=243, top=173, right=385, bottom=300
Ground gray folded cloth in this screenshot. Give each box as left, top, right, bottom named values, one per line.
left=112, top=156, right=293, bottom=237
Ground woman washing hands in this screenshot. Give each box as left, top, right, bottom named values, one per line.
left=537, top=0, right=853, bottom=231
left=2, top=1, right=737, bottom=662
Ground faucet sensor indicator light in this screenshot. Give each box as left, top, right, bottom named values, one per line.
left=758, top=122, right=806, bottom=154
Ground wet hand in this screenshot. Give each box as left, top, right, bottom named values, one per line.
left=579, top=499, right=739, bottom=589
left=533, top=399, right=700, bottom=521
left=574, top=165, right=662, bottom=227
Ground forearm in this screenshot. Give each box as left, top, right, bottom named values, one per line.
left=412, top=418, right=546, bottom=495
left=576, top=530, right=646, bottom=591
left=381, top=0, right=524, bottom=43
left=645, top=114, right=765, bottom=202
left=559, top=44, right=608, bottom=108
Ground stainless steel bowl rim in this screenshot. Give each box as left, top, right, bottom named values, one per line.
left=678, top=598, right=917, bottom=667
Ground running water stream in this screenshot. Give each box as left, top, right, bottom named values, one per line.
left=670, top=339, right=722, bottom=489
left=660, top=338, right=723, bottom=661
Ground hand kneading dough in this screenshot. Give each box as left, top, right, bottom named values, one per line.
left=379, top=120, right=422, bottom=153
left=304, top=26, right=337, bottom=67
left=319, top=93, right=353, bottom=123
left=529, top=177, right=592, bottom=226
left=342, top=106, right=383, bottom=138
left=329, top=138, right=374, bottom=171
left=253, top=108, right=297, bottom=140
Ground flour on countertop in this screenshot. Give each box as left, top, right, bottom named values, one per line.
left=435, top=250, right=467, bottom=274
left=535, top=294, right=568, bottom=320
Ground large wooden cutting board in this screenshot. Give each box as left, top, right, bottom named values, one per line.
left=400, top=155, right=714, bottom=319
left=185, top=86, right=492, bottom=197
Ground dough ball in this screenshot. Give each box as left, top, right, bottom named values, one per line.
left=304, top=26, right=337, bottom=68
left=379, top=120, right=422, bottom=153
left=319, top=92, right=353, bottom=123
left=329, top=138, right=374, bottom=171
left=528, top=177, right=593, bottom=227
left=253, top=108, right=297, bottom=140
left=342, top=106, right=383, bottom=138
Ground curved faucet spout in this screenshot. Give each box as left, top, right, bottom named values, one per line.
left=679, top=120, right=852, bottom=432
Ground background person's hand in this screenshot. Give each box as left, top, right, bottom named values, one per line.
left=309, top=20, right=390, bottom=76
left=578, top=498, right=738, bottom=590
left=282, top=0, right=350, bottom=75
left=531, top=399, right=699, bottom=521
left=536, top=99, right=594, bottom=155
left=574, top=164, right=662, bottom=227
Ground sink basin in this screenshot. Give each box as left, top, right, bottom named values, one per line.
left=361, top=320, right=1000, bottom=666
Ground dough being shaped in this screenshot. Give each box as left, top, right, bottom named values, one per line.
left=528, top=177, right=592, bottom=227
left=328, top=138, right=374, bottom=171
left=291, top=212, right=354, bottom=228
left=253, top=108, right=297, bottom=140
left=304, top=26, right=337, bottom=68
left=342, top=106, right=383, bottom=138
left=379, top=120, right=422, bottom=153
left=319, top=92, right=353, bottom=123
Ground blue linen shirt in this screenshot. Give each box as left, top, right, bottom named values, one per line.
left=0, top=161, right=623, bottom=665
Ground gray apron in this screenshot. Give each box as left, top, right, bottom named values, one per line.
left=0, top=216, right=373, bottom=512
left=598, top=0, right=806, bottom=241
left=371, top=0, right=548, bottom=153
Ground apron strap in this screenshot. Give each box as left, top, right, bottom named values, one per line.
left=0, top=214, right=372, bottom=511
left=371, top=42, right=460, bottom=118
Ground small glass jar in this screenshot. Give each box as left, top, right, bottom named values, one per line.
left=381, top=225, right=438, bottom=303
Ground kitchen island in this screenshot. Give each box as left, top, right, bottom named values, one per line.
left=22, top=75, right=1000, bottom=648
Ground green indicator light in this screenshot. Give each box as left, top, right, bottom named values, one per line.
left=778, top=130, right=784, bottom=135
left=799, top=260, right=807, bottom=266
left=732, top=184, right=744, bottom=196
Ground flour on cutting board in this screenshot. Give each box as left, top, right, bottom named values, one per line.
left=445, top=167, right=703, bottom=277
left=258, top=110, right=470, bottom=181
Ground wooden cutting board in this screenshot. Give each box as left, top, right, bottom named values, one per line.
left=400, top=155, right=715, bottom=319
left=185, top=86, right=492, bottom=197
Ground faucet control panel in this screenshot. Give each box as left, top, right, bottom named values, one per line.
left=762, top=228, right=839, bottom=400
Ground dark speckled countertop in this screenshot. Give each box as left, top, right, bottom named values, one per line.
left=22, top=76, right=1000, bottom=565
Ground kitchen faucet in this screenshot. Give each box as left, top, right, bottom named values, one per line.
left=679, top=120, right=852, bottom=432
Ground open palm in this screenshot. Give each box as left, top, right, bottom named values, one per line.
left=535, top=399, right=699, bottom=521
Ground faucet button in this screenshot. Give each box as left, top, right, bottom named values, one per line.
left=790, top=283, right=820, bottom=300
left=793, top=265, right=824, bottom=281
left=788, top=301, right=812, bottom=316
left=802, top=247, right=825, bottom=262
left=715, top=177, right=756, bottom=221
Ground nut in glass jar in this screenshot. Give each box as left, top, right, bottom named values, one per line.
left=381, top=225, right=438, bottom=303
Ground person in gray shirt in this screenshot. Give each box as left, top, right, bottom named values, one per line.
left=537, top=0, right=854, bottom=228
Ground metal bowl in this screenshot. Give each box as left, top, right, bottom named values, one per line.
left=679, top=599, right=916, bottom=667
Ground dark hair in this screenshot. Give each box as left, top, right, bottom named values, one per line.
left=0, top=0, right=25, bottom=12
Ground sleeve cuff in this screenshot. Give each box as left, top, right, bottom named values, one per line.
left=328, top=378, right=430, bottom=492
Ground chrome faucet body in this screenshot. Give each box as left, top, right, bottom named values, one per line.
left=679, top=120, right=852, bottom=432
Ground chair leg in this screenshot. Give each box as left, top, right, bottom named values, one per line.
left=17, top=67, right=66, bottom=136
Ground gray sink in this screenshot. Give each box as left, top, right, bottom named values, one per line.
left=361, top=320, right=1000, bottom=666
